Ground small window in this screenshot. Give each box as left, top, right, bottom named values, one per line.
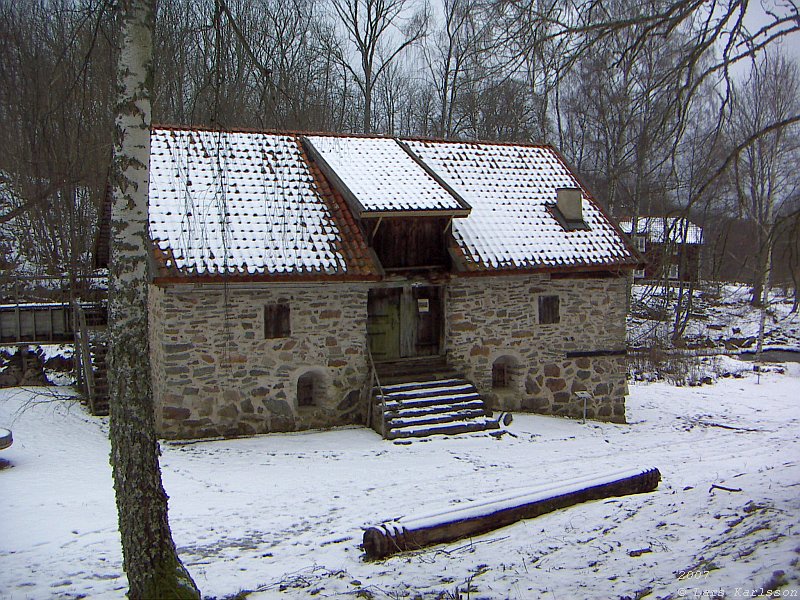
left=264, top=303, right=290, bottom=338
left=297, top=371, right=324, bottom=407
left=633, top=268, right=645, bottom=279
left=634, top=236, right=646, bottom=252
left=538, top=295, right=560, bottom=325
left=492, top=362, right=509, bottom=388
left=492, top=356, right=517, bottom=389
left=668, top=264, right=679, bottom=280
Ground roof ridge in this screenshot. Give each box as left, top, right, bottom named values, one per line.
left=151, top=123, right=555, bottom=150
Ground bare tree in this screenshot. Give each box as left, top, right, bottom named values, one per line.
left=503, top=0, right=800, bottom=203
left=555, top=1, right=698, bottom=217
left=726, top=51, right=799, bottom=355
left=422, top=0, right=495, bottom=138
left=109, top=0, right=200, bottom=597
left=667, top=89, right=727, bottom=340
left=728, top=51, right=799, bottom=303
left=0, top=0, right=115, bottom=283
left=329, top=0, right=429, bottom=133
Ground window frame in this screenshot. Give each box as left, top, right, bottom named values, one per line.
left=264, top=303, right=291, bottom=339
left=668, top=264, right=679, bottom=280
left=492, top=361, right=510, bottom=389
left=297, top=372, right=317, bottom=407
left=538, top=294, right=561, bottom=325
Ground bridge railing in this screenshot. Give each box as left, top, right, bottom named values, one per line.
left=72, top=302, right=102, bottom=415
left=0, top=302, right=106, bottom=344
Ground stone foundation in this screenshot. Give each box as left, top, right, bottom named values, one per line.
left=446, top=274, right=628, bottom=423
left=149, top=283, right=370, bottom=439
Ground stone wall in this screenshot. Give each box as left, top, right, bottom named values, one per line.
left=149, top=283, right=370, bottom=439
left=446, top=274, right=628, bottom=423
left=149, top=272, right=629, bottom=439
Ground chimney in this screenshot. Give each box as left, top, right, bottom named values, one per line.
left=557, top=188, right=583, bottom=222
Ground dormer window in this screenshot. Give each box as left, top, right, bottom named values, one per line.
left=301, top=136, right=472, bottom=273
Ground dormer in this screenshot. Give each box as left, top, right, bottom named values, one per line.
left=301, top=135, right=470, bottom=272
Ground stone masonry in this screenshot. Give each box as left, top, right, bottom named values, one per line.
left=149, top=283, right=370, bottom=439
left=149, top=272, right=629, bottom=439
left=446, top=274, right=628, bottom=423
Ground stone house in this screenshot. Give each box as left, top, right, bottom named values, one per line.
left=619, top=217, right=703, bottom=282
left=146, top=126, right=639, bottom=439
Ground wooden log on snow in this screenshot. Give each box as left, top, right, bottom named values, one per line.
left=0, top=428, right=12, bottom=451
left=362, top=467, right=661, bottom=560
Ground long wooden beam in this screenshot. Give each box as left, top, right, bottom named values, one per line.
left=363, top=467, right=661, bottom=560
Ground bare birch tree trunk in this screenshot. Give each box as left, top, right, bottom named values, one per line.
left=109, top=1, right=200, bottom=598
left=755, top=215, right=774, bottom=358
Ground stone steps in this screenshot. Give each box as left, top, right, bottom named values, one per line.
left=385, top=396, right=484, bottom=415
left=389, top=419, right=500, bottom=440
left=373, top=376, right=499, bottom=440
left=374, top=356, right=460, bottom=386
left=388, top=407, right=490, bottom=428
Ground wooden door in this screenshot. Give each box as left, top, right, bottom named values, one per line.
left=367, top=289, right=401, bottom=360
left=368, top=286, right=443, bottom=360
left=413, top=286, right=441, bottom=356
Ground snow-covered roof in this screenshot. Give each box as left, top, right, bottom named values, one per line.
left=405, top=140, right=637, bottom=271
left=303, top=136, right=470, bottom=216
left=619, top=217, right=703, bottom=245
left=148, top=128, right=375, bottom=278
left=148, top=127, right=637, bottom=279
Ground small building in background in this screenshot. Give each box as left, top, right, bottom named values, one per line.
left=619, top=217, right=703, bottom=282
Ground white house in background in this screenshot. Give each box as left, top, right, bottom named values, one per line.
left=143, top=126, right=639, bottom=439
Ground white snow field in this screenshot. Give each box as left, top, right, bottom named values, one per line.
left=1, top=362, right=799, bottom=599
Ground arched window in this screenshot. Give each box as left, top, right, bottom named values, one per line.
left=492, top=355, right=518, bottom=390
left=297, top=371, right=324, bottom=407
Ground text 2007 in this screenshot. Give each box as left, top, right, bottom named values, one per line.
left=677, top=570, right=711, bottom=580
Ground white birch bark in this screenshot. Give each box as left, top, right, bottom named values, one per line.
left=108, top=1, right=200, bottom=597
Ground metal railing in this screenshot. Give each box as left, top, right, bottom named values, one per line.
left=365, top=346, right=388, bottom=438
left=0, top=301, right=106, bottom=344
left=72, top=302, right=98, bottom=414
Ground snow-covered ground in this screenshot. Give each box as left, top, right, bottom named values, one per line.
left=1, top=360, right=799, bottom=599
left=628, top=283, right=800, bottom=352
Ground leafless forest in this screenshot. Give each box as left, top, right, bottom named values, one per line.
left=0, top=0, right=798, bottom=297
left=1, top=2, right=799, bottom=597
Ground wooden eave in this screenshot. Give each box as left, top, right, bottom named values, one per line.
left=360, top=208, right=471, bottom=219
left=152, top=272, right=382, bottom=286
left=454, top=263, right=636, bottom=278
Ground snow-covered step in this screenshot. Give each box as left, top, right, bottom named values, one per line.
left=386, top=399, right=486, bottom=419
left=379, top=381, right=479, bottom=400
left=381, top=387, right=476, bottom=401
left=380, top=385, right=477, bottom=401
left=382, top=391, right=482, bottom=410
left=387, top=408, right=490, bottom=429
left=389, top=418, right=500, bottom=440
left=377, top=378, right=467, bottom=394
